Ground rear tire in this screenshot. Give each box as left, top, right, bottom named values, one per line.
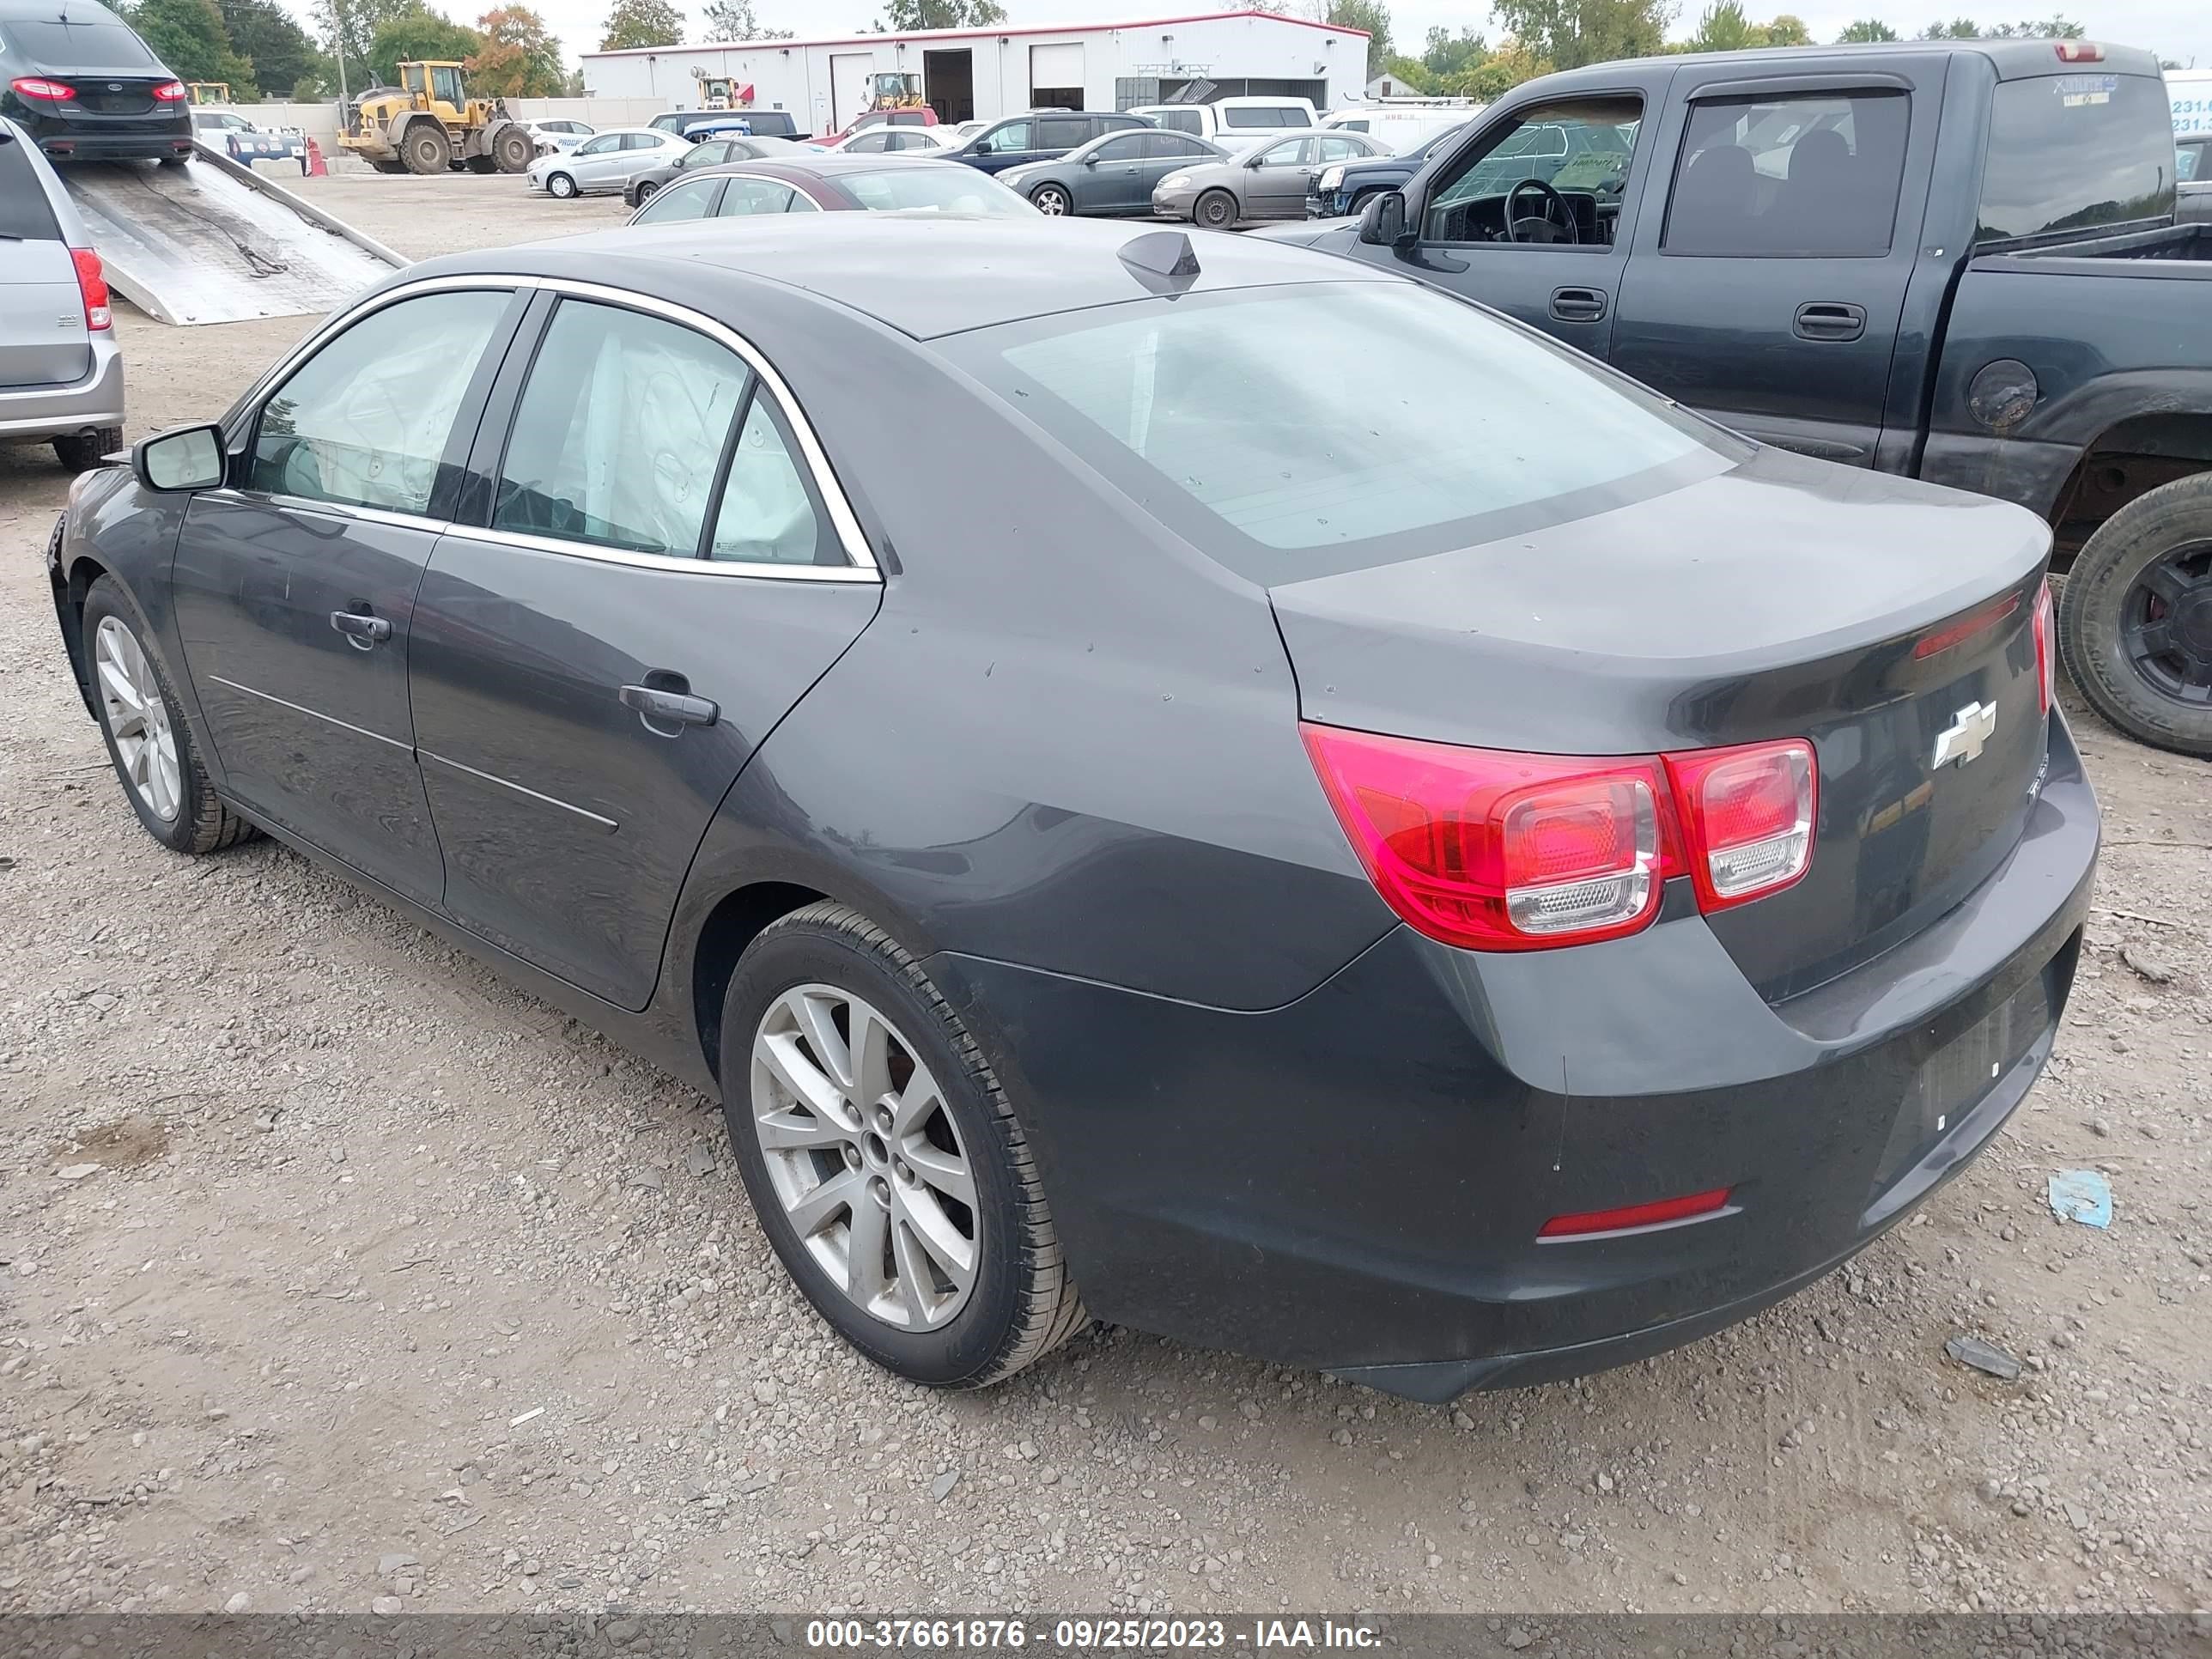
left=1194, top=188, right=1237, bottom=230
left=52, top=427, right=122, bottom=472
left=160, top=153, right=190, bottom=167
left=720, top=902, right=1087, bottom=1389
left=402, top=122, right=452, bottom=175
left=81, top=578, right=258, bottom=856
left=493, top=125, right=533, bottom=173
left=2057, top=471, right=2212, bottom=757
left=545, top=170, right=577, bottom=199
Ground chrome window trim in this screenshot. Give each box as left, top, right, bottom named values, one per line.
left=224, top=271, right=880, bottom=584
left=202, top=488, right=451, bottom=534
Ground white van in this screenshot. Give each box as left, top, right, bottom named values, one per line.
left=1131, top=95, right=1321, bottom=149
left=1322, top=104, right=1475, bottom=149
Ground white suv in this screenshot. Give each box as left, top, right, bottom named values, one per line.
left=1131, top=95, right=1321, bottom=149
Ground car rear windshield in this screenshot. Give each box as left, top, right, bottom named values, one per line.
left=960, top=282, right=1737, bottom=585
left=0, top=137, right=63, bottom=239
left=1976, top=72, right=2177, bottom=242
left=0, top=16, right=157, bottom=67
left=1222, top=105, right=1309, bottom=128
left=838, top=166, right=1034, bottom=216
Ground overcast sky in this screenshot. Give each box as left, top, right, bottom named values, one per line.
left=339, top=0, right=2208, bottom=79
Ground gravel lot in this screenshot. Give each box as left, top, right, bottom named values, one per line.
left=2, top=171, right=2209, bottom=1622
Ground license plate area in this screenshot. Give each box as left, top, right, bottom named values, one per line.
left=1871, top=972, right=2053, bottom=1193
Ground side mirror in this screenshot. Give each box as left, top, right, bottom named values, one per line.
left=1358, top=189, right=1410, bottom=248
left=133, top=423, right=226, bottom=492
left=1083, top=153, right=1100, bottom=166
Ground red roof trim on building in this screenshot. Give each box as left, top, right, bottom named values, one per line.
left=583, top=8, right=1370, bottom=62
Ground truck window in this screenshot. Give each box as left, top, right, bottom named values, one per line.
left=1662, top=90, right=1909, bottom=258
left=1424, top=97, right=1644, bottom=246
left=1975, top=73, right=2176, bottom=243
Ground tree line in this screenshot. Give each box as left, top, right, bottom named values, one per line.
left=1302, top=1, right=2088, bottom=101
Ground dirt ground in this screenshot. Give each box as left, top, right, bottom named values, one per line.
left=1, top=170, right=2208, bottom=1621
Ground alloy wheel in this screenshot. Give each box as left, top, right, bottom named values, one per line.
left=94, top=616, right=181, bottom=823
left=1034, top=185, right=1067, bottom=215
left=2122, top=538, right=2212, bottom=705
left=750, top=984, right=980, bottom=1331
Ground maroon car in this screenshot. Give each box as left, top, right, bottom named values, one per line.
left=623, top=154, right=1038, bottom=225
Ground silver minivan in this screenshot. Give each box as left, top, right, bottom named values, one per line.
left=0, top=118, right=124, bottom=470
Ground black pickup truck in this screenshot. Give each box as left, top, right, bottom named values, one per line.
left=1264, top=40, right=2212, bottom=756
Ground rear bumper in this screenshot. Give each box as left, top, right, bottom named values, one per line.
left=0, top=338, right=125, bottom=441
left=25, top=112, right=192, bottom=160
left=933, top=715, right=2098, bottom=1399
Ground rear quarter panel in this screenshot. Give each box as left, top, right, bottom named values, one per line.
left=1921, top=258, right=2212, bottom=516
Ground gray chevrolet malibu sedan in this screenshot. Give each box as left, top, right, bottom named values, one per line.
left=46, top=216, right=2095, bottom=1401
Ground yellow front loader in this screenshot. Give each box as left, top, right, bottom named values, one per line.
left=339, top=60, right=534, bottom=176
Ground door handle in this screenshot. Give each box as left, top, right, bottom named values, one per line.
left=1794, top=301, right=1867, bottom=343
left=330, top=610, right=392, bottom=647
left=1550, top=286, right=1608, bottom=322
left=619, top=680, right=719, bottom=732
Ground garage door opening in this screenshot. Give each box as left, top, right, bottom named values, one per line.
left=924, top=48, right=973, bottom=123
left=1030, top=41, right=1085, bottom=111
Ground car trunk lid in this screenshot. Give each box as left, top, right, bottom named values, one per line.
left=1272, top=447, right=2054, bottom=1000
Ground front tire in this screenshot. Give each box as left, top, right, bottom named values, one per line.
left=545, top=170, right=577, bottom=199
left=1030, top=183, right=1070, bottom=216
left=402, top=122, right=452, bottom=175
left=720, top=902, right=1086, bottom=1389
left=1194, top=188, right=1238, bottom=230
left=52, top=426, right=122, bottom=472
left=2057, top=471, right=2212, bottom=757
left=81, top=579, right=257, bottom=855
left=633, top=178, right=658, bottom=204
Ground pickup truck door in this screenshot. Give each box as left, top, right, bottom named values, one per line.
left=1334, top=77, right=1669, bottom=352
left=1610, top=65, right=1943, bottom=466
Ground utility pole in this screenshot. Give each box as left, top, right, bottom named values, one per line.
left=332, top=0, right=350, bottom=107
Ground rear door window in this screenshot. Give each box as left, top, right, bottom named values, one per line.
left=0, top=139, right=63, bottom=240
left=1036, top=118, right=1086, bottom=149
left=493, top=300, right=751, bottom=556
left=1663, top=89, right=1910, bottom=256
left=718, top=177, right=805, bottom=215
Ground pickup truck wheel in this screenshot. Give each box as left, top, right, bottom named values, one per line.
left=2058, top=471, right=2212, bottom=757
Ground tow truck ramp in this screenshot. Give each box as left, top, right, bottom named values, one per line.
left=58, top=144, right=404, bottom=327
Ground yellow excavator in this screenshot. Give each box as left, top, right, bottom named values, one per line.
left=340, top=60, right=534, bottom=175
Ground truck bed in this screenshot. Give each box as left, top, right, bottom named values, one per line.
left=1981, top=221, right=2212, bottom=274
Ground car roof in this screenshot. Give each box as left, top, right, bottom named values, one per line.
left=719, top=152, right=973, bottom=177
left=0, top=0, right=127, bottom=17
left=1528, top=37, right=2163, bottom=88
left=422, top=215, right=1398, bottom=343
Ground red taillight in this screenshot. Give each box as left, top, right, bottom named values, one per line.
left=70, top=248, right=111, bottom=331
left=1303, top=725, right=1820, bottom=951
left=152, top=80, right=189, bottom=101
left=1664, top=739, right=1815, bottom=912
left=1299, top=726, right=1675, bottom=951
left=1539, top=1187, right=1733, bottom=1239
left=11, top=76, right=76, bottom=101
left=2053, top=40, right=2103, bottom=61
left=2033, top=577, right=2054, bottom=716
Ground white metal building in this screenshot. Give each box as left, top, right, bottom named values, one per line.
left=577, top=8, right=1371, bottom=136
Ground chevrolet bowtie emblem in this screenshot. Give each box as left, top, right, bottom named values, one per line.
left=1933, top=701, right=1997, bottom=769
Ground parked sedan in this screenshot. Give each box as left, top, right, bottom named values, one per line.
left=826, top=125, right=957, bottom=155
left=0, top=0, right=191, bottom=162
left=626, top=154, right=1037, bottom=223
left=526, top=118, right=594, bottom=155
left=50, top=216, right=2094, bottom=1401
left=623, top=133, right=804, bottom=206
left=1153, top=131, right=1388, bottom=228
left=527, top=127, right=689, bottom=199
left=999, top=127, right=1226, bottom=216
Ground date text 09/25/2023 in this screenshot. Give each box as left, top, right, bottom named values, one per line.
left=805, top=1619, right=1383, bottom=1650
